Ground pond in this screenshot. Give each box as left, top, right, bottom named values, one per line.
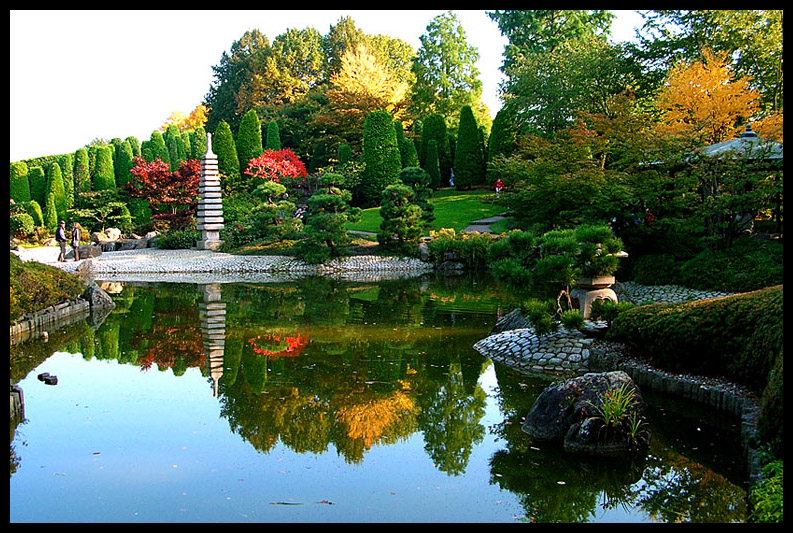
left=10, top=272, right=749, bottom=523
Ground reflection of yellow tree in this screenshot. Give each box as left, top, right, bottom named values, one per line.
left=336, top=386, right=415, bottom=448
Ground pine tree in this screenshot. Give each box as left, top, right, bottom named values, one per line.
left=378, top=182, right=423, bottom=254
left=487, top=108, right=518, bottom=163
left=73, top=148, right=90, bottom=195
left=424, top=139, right=441, bottom=190
left=213, top=120, right=240, bottom=190
left=45, top=162, right=67, bottom=224
left=397, top=166, right=435, bottom=224
left=337, top=143, right=353, bottom=165
left=28, top=166, right=47, bottom=208
left=92, top=145, right=116, bottom=191
left=10, top=161, right=30, bottom=203
left=236, top=109, right=263, bottom=172
left=453, top=105, right=485, bottom=189
left=361, top=109, right=402, bottom=206
left=420, top=114, right=452, bottom=186
left=265, top=120, right=282, bottom=151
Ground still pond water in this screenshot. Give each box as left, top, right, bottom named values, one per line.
left=10, top=273, right=748, bottom=523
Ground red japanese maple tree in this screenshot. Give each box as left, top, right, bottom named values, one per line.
left=125, top=156, right=200, bottom=229
left=244, top=149, right=308, bottom=185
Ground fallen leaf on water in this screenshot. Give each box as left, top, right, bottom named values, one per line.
left=316, top=500, right=334, bottom=505
left=557, top=481, right=566, bottom=485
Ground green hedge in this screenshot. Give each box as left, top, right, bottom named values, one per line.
left=606, top=285, right=783, bottom=454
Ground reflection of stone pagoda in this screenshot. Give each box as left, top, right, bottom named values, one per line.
left=199, top=284, right=226, bottom=397
left=195, top=133, right=224, bottom=250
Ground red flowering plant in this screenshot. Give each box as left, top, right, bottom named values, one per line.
left=247, top=332, right=309, bottom=358
left=244, top=149, right=308, bottom=190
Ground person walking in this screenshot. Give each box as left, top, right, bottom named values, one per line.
left=55, top=220, right=68, bottom=262
left=71, top=222, right=82, bottom=261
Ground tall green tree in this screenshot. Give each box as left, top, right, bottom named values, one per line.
left=115, top=139, right=135, bottom=188
left=27, top=166, right=47, bottom=208
left=10, top=161, right=30, bottom=203
left=45, top=162, right=67, bottom=224
left=487, top=108, right=518, bottom=163
left=420, top=113, right=452, bottom=186
left=148, top=131, right=170, bottom=164
left=424, top=139, right=441, bottom=190
left=57, top=153, right=75, bottom=210
left=410, top=11, right=489, bottom=129
left=44, top=193, right=58, bottom=232
left=204, top=29, right=271, bottom=133
left=191, top=127, right=208, bottom=159
left=92, top=145, right=116, bottom=191
left=73, top=148, right=90, bottom=195
left=213, top=120, right=240, bottom=191
left=397, top=166, right=435, bottom=224
left=125, top=136, right=141, bottom=157
left=236, top=109, right=263, bottom=172
left=164, top=124, right=186, bottom=171
left=453, top=105, right=485, bottom=189
left=265, top=120, right=282, bottom=151
left=360, top=109, right=402, bottom=206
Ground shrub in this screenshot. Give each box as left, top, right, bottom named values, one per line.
left=9, top=253, right=86, bottom=322
left=378, top=183, right=423, bottom=255
left=10, top=213, right=35, bottom=238
left=360, top=110, right=402, bottom=207
left=155, top=228, right=201, bottom=249
left=214, top=120, right=241, bottom=192
left=749, top=460, right=783, bottom=523
left=453, top=105, right=485, bottom=189
left=397, top=166, right=435, bottom=224
left=45, top=162, right=67, bottom=224
left=92, top=145, right=116, bottom=191
left=426, top=228, right=495, bottom=270
left=10, top=161, right=30, bottom=203
left=28, top=166, right=47, bottom=208
left=23, top=200, right=44, bottom=227
left=589, top=299, right=634, bottom=325
left=236, top=109, right=263, bottom=172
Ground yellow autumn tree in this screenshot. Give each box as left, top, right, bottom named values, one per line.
left=313, top=44, right=410, bottom=142
left=159, top=104, right=209, bottom=132
left=656, top=49, right=761, bottom=145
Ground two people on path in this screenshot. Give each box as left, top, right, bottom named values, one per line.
left=56, top=221, right=82, bottom=262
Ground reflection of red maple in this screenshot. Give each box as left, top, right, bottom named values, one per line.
left=138, top=323, right=204, bottom=371
left=248, top=333, right=309, bottom=358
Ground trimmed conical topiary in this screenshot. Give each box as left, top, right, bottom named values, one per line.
left=236, top=109, right=263, bottom=172
left=361, top=109, right=402, bottom=207
left=92, top=145, right=116, bottom=191
left=10, top=161, right=31, bottom=203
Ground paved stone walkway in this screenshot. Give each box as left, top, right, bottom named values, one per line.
left=464, top=214, right=506, bottom=234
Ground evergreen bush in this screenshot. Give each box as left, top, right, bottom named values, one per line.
left=424, top=139, right=441, bottom=190
left=45, top=162, right=67, bottom=224
left=265, top=120, right=281, bottom=151
left=44, top=193, right=58, bottom=232
left=420, top=114, right=451, bottom=185
left=236, top=109, right=263, bottom=172
left=214, top=120, right=240, bottom=191
left=377, top=183, right=423, bottom=255
left=453, top=105, right=485, bottom=189
left=148, top=131, right=170, bottom=164
left=396, top=166, right=435, bottom=224
left=360, top=110, right=402, bottom=207
left=23, top=200, right=45, bottom=227
left=92, top=145, right=116, bottom=191
left=10, top=213, right=35, bottom=239
left=10, top=161, right=31, bottom=203
left=27, top=166, right=47, bottom=208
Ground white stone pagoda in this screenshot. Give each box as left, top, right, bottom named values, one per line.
left=195, top=133, right=224, bottom=250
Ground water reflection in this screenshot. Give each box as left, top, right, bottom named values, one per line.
left=10, top=274, right=747, bottom=522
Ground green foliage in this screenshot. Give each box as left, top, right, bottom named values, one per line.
left=164, top=124, right=186, bottom=171
left=27, top=166, right=47, bottom=208
left=190, top=127, right=207, bottom=159
left=236, top=109, right=263, bottom=172
left=377, top=183, right=423, bottom=255
left=69, top=190, right=132, bottom=233
left=420, top=114, right=451, bottom=185
left=73, top=148, right=90, bottom=194
left=265, top=120, right=282, bottom=151
left=148, top=131, right=170, bottom=164
left=520, top=298, right=559, bottom=337
left=10, top=161, right=31, bottom=203
left=586, top=382, right=638, bottom=430
left=394, top=120, right=418, bottom=168
left=10, top=213, right=35, bottom=239
left=607, top=285, right=783, bottom=398
left=213, top=120, right=240, bottom=191
left=360, top=110, right=402, bottom=207
left=115, top=139, right=135, bottom=188
left=487, top=108, right=517, bottom=163
left=9, top=253, right=86, bottom=323
left=155, top=228, right=201, bottom=250
left=45, top=162, right=67, bottom=224
left=92, top=145, right=116, bottom=191
left=426, top=227, right=495, bottom=270
left=424, top=139, right=441, bottom=189
left=293, top=181, right=361, bottom=264
left=44, top=194, right=58, bottom=232
left=337, top=143, right=353, bottom=165
left=453, top=105, right=485, bottom=189
left=22, top=200, right=44, bottom=227
left=396, top=166, right=435, bottom=224
left=749, top=460, right=783, bottom=523
left=589, top=299, right=634, bottom=326
left=57, top=153, right=75, bottom=210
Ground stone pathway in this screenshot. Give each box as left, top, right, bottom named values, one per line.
left=464, top=214, right=507, bottom=234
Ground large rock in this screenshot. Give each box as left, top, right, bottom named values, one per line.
left=522, top=371, right=650, bottom=457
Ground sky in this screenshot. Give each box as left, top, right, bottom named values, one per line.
left=9, top=10, right=645, bottom=163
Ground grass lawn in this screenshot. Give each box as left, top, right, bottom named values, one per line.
left=346, top=188, right=504, bottom=235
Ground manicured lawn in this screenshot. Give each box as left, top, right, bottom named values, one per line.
left=347, top=188, right=504, bottom=235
